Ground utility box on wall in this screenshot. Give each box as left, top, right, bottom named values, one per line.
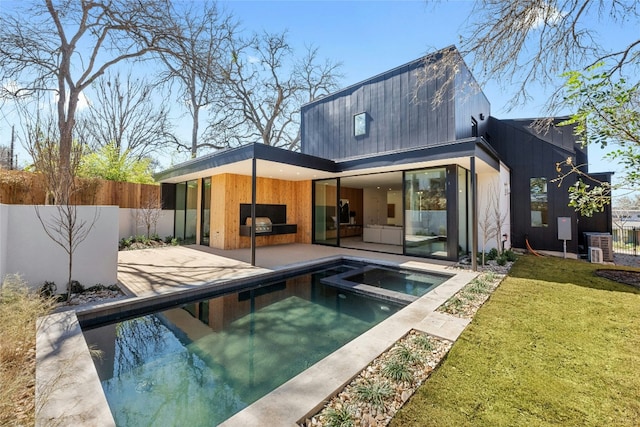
left=558, top=217, right=572, bottom=241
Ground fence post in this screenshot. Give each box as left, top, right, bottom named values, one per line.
left=634, top=227, right=637, bottom=257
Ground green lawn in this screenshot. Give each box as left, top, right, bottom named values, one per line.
left=391, top=255, right=640, bottom=427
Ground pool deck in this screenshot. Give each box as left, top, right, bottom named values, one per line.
left=116, top=243, right=456, bottom=297
left=37, top=244, right=479, bottom=427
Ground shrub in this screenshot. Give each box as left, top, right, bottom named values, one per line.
left=467, top=278, right=489, bottom=294
left=324, top=405, right=355, bottom=427
left=496, top=255, right=507, bottom=266
left=503, top=249, right=518, bottom=262
left=382, top=359, right=413, bottom=383
left=69, top=280, right=84, bottom=294
left=119, top=236, right=132, bottom=250
left=412, top=334, right=434, bottom=351
left=1, top=276, right=55, bottom=425
left=39, top=281, right=57, bottom=297
left=483, top=271, right=497, bottom=282
left=354, top=379, right=393, bottom=410
left=134, top=234, right=150, bottom=245
left=487, top=248, right=499, bottom=260
left=391, top=344, right=422, bottom=365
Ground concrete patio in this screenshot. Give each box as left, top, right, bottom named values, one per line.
left=117, top=243, right=455, bottom=297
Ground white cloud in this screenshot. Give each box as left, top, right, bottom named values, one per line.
left=524, top=2, right=566, bottom=30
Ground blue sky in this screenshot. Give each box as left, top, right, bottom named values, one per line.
left=1, top=0, right=634, bottom=184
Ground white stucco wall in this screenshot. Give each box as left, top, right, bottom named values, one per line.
left=0, top=204, right=7, bottom=283
left=118, top=208, right=174, bottom=239
left=1, top=204, right=118, bottom=292
left=476, top=162, right=511, bottom=252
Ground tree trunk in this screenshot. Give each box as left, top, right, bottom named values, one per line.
left=191, top=103, right=199, bottom=158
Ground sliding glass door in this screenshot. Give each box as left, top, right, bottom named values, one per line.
left=313, top=179, right=338, bottom=245
left=404, top=168, right=448, bottom=257
left=174, top=179, right=198, bottom=244
left=200, top=178, right=211, bottom=246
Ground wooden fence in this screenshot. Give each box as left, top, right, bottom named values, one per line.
left=0, top=170, right=160, bottom=209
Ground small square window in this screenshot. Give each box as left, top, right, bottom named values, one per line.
left=354, top=112, right=367, bottom=136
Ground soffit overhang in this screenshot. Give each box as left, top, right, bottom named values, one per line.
left=155, top=139, right=502, bottom=184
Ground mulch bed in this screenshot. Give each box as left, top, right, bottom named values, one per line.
left=595, top=269, right=640, bottom=288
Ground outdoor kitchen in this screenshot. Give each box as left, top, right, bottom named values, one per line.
left=239, top=203, right=298, bottom=237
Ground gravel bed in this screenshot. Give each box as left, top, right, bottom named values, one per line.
left=614, top=253, right=640, bottom=268
left=438, top=271, right=505, bottom=318
left=63, top=288, right=125, bottom=306
left=301, top=331, right=452, bottom=427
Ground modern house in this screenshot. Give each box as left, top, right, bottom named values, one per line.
left=155, top=46, right=611, bottom=264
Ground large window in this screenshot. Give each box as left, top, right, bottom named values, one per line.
left=457, top=167, right=469, bottom=256
left=405, top=168, right=447, bottom=257
left=175, top=179, right=198, bottom=244
left=530, top=177, right=548, bottom=227
left=200, top=178, right=211, bottom=246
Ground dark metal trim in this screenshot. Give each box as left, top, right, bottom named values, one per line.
left=155, top=143, right=339, bottom=182
left=471, top=157, right=478, bottom=271
left=251, top=156, right=257, bottom=266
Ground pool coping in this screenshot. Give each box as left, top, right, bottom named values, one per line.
left=35, top=255, right=476, bottom=426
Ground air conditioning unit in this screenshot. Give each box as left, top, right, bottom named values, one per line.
left=590, top=247, right=604, bottom=264
left=586, top=233, right=614, bottom=262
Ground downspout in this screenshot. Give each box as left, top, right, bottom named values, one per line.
left=251, top=152, right=257, bottom=266
left=471, top=156, right=478, bottom=271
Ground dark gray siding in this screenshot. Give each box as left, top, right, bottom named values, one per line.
left=301, top=49, right=471, bottom=160
left=454, top=64, right=490, bottom=139
left=488, top=117, right=584, bottom=252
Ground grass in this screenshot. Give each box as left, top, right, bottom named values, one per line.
left=391, top=255, right=640, bottom=427
left=0, top=276, right=54, bottom=425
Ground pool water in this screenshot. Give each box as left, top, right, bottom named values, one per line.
left=340, top=267, right=450, bottom=297
left=83, top=266, right=403, bottom=426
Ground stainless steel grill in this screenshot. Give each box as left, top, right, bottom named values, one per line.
left=246, top=217, right=273, bottom=233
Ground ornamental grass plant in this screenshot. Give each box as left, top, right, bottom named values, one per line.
left=0, top=276, right=55, bottom=426
left=391, top=255, right=640, bottom=426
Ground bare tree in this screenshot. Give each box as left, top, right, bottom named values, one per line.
left=35, top=203, right=99, bottom=300
left=218, top=32, right=342, bottom=151
left=136, top=194, right=163, bottom=239
left=20, top=105, right=84, bottom=204
left=612, top=195, right=640, bottom=229
left=0, top=146, right=11, bottom=170
left=0, top=0, right=178, bottom=204
left=457, top=0, right=640, bottom=111
left=156, top=1, right=236, bottom=157
left=478, top=188, right=498, bottom=265
left=78, top=71, right=178, bottom=159
left=491, top=185, right=509, bottom=253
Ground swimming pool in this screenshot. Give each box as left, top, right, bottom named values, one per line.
left=321, top=265, right=451, bottom=302
left=82, top=262, right=447, bottom=426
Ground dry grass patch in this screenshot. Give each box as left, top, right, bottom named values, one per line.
left=0, top=276, right=54, bottom=426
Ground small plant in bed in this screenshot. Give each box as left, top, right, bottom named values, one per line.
left=119, top=234, right=176, bottom=250
left=391, top=344, right=422, bottom=365
left=382, top=359, right=413, bottom=383
left=354, top=379, right=393, bottom=410
left=324, top=405, right=355, bottom=427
